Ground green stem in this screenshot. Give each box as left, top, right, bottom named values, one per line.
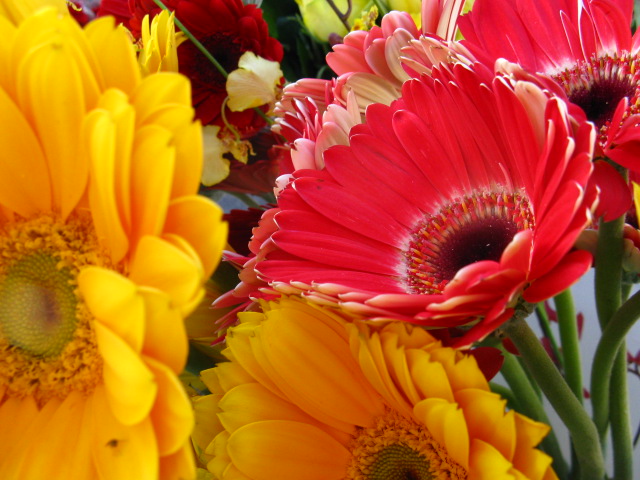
left=594, top=196, right=626, bottom=331
left=504, top=318, right=605, bottom=480
left=610, top=346, right=633, bottom=480
left=554, top=289, right=583, bottom=403
left=536, top=302, right=564, bottom=371
left=591, top=289, right=640, bottom=438
left=500, top=350, right=569, bottom=479
left=153, top=0, right=228, bottom=79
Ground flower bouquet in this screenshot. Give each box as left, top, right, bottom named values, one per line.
left=0, top=0, right=639, bottom=479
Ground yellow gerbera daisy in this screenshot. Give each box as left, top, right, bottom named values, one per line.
left=194, top=297, right=558, bottom=480
left=0, top=7, right=226, bottom=479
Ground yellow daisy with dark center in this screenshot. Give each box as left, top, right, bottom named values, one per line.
left=193, top=296, right=558, bottom=480
left=0, top=5, right=226, bottom=479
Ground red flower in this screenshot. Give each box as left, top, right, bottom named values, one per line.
left=97, top=0, right=133, bottom=28
left=130, top=0, right=283, bottom=133
left=458, top=0, right=640, bottom=217
left=254, top=62, right=597, bottom=347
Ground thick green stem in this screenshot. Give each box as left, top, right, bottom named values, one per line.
left=590, top=289, right=640, bottom=479
left=500, top=350, right=569, bottom=479
left=595, top=214, right=625, bottom=328
left=610, top=346, right=633, bottom=480
left=504, top=318, right=605, bottom=480
left=554, top=290, right=583, bottom=403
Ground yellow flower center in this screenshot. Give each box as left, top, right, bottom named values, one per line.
left=347, top=410, right=467, bottom=480
left=0, top=214, right=111, bottom=405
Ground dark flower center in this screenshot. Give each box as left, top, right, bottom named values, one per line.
left=405, top=192, right=534, bottom=295
left=553, top=54, right=640, bottom=130
left=179, top=33, right=245, bottom=90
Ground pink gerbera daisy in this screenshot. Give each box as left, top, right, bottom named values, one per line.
left=256, top=62, right=597, bottom=346
left=458, top=0, right=640, bottom=177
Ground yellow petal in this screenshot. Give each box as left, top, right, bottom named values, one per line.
left=414, top=397, right=470, bottom=470
left=94, top=88, right=136, bottom=239
left=633, top=182, right=640, bottom=223
left=145, top=356, right=194, bottom=456
left=349, top=325, right=413, bottom=417
left=139, top=287, right=188, bottom=374
left=16, top=25, right=88, bottom=218
left=0, top=397, right=61, bottom=478
left=225, top=322, right=287, bottom=399
left=84, top=16, right=141, bottom=94
left=206, top=431, right=231, bottom=477
left=94, top=322, right=158, bottom=426
left=170, top=119, right=203, bottom=197
left=90, top=385, right=159, bottom=480
left=0, top=396, right=38, bottom=472
left=469, top=439, right=515, bottom=480
left=165, top=195, right=227, bottom=278
left=212, top=362, right=256, bottom=394
left=85, top=108, right=130, bottom=263
left=132, top=73, right=191, bottom=125
left=18, top=392, right=91, bottom=480
left=456, top=389, right=515, bottom=462
left=227, top=421, right=350, bottom=480
left=0, top=0, right=67, bottom=25
left=0, top=15, right=16, bottom=90
left=129, top=124, right=175, bottom=247
left=201, top=124, right=231, bottom=186
left=192, top=394, right=224, bottom=456
left=0, top=86, right=51, bottom=216
left=226, top=52, right=282, bottom=112
left=79, top=267, right=145, bottom=353
left=219, top=382, right=330, bottom=436
left=408, top=349, right=455, bottom=402
left=258, top=308, right=385, bottom=430
left=159, top=442, right=196, bottom=480
left=129, top=235, right=203, bottom=312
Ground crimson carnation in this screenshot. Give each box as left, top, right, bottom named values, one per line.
left=256, top=62, right=597, bottom=346
left=130, top=0, right=283, bottom=132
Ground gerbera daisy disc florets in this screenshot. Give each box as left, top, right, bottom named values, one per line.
left=256, top=62, right=597, bottom=346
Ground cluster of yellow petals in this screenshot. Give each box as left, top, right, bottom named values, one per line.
left=138, top=9, right=185, bottom=76
left=193, top=296, right=557, bottom=480
left=0, top=4, right=226, bottom=479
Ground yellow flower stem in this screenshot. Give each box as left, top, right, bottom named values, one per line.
left=151, top=0, right=274, bottom=126
left=504, top=318, right=605, bottom=480
left=220, top=97, right=242, bottom=141
left=554, top=289, right=583, bottom=403
left=499, top=348, right=569, bottom=480
left=590, top=289, right=640, bottom=479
